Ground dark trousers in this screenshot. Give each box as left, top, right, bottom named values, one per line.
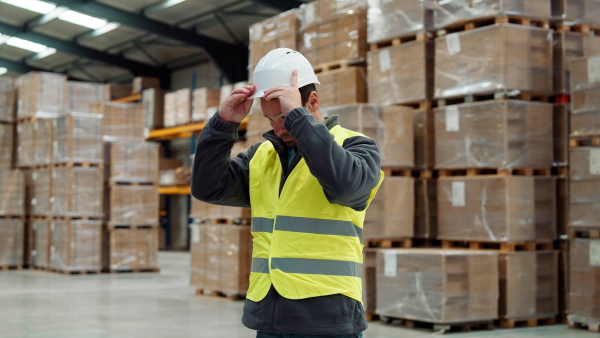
left=256, top=332, right=363, bottom=338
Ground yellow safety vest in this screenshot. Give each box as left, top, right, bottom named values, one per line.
left=247, top=125, right=384, bottom=303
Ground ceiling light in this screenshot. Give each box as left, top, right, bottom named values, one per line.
left=160, top=0, right=186, bottom=9
left=59, top=10, right=107, bottom=29
left=0, top=0, right=56, bottom=14
left=6, top=37, right=48, bottom=53
left=35, top=48, right=56, bottom=59
left=0, top=34, right=10, bottom=45
left=0, top=68, right=7, bottom=76
left=94, top=22, right=120, bottom=35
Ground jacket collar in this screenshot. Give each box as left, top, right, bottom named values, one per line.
left=263, top=114, right=340, bottom=152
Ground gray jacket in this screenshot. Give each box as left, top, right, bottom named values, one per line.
left=191, top=107, right=382, bottom=335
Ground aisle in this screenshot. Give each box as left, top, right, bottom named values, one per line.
left=0, top=253, right=594, bottom=338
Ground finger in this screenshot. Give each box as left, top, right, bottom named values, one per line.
left=263, top=86, right=287, bottom=97
left=231, top=87, right=250, bottom=96
left=290, top=70, right=298, bottom=88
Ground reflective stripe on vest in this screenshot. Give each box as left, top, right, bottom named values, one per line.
left=251, top=217, right=274, bottom=233
left=271, top=257, right=362, bottom=278
left=274, top=215, right=364, bottom=244
left=251, top=257, right=269, bottom=274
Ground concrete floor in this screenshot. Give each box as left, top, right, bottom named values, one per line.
left=0, top=252, right=596, bottom=338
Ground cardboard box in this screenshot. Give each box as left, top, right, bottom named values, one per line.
left=413, top=109, right=435, bottom=170
left=33, top=118, right=53, bottom=166
left=318, top=67, right=367, bottom=108
left=323, top=104, right=414, bottom=167
left=106, top=141, right=159, bottom=183
left=50, top=219, right=102, bottom=272
left=31, top=220, right=50, bottom=268
left=53, top=113, right=103, bottom=164
left=17, top=72, right=67, bottom=120
left=376, top=249, right=499, bottom=323
left=571, top=108, right=600, bottom=137
left=190, top=224, right=252, bottom=294
left=434, top=100, right=553, bottom=169
left=67, top=81, right=109, bottom=114
left=90, top=102, right=145, bottom=141
left=572, top=87, right=600, bottom=112
left=0, top=123, right=14, bottom=169
left=0, top=219, right=24, bottom=267
left=108, top=185, right=159, bottom=226
left=363, top=249, right=377, bottom=315
left=51, top=167, right=103, bottom=218
left=164, top=89, right=191, bottom=126
left=16, top=122, right=35, bottom=168
left=570, top=55, right=600, bottom=91
left=108, top=84, right=133, bottom=100
left=569, top=147, right=600, bottom=231
left=562, top=0, right=600, bottom=26
left=29, top=169, right=52, bottom=217
left=132, top=76, right=160, bottom=95
left=191, top=88, right=220, bottom=122
left=553, top=31, right=600, bottom=93
left=0, top=170, right=25, bottom=216
left=189, top=198, right=251, bottom=222
left=499, top=251, right=558, bottom=319
left=249, top=10, right=299, bottom=75
left=568, top=239, right=600, bottom=321
left=415, top=178, right=437, bottom=238
left=364, top=177, right=414, bottom=239
left=435, top=24, right=553, bottom=98
left=367, top=0, right=433, bottom=43
left=105, top=227, right=158, bottom=271
left=437, top=176, right=557, bottom=242
left=142, top=88, right=166, bottom=131
left=434, top=0, right=551, bottom=29
left=368, top=41, right=434, bottom=106
left=299, top=0, right=368, bottom=30
left=0, top=76, right=15, bottom=122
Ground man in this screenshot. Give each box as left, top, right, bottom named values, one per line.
left=191, top=48, right=383, bottom=337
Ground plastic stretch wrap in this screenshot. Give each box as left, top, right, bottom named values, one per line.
left=0, top=219, right=24, bottom=267
left=572, top=87, right=600, bottom=112
left=568, top=239, right=600, bottom=323
left=570, top=55, right=600, bottom=91
left=106, top=227, right=158, bottom=271
left=499, top=251, right=558, bottom=319
left=190, top=198, right=251, bottom=222
left=554, top=105, right=569, bottom=167
left=415, top=178, right=437, bottom=238
left=163, top=88, right=191, bottom=127
left=434, top=100, right=553, bottom=169
left=364, top=177, right=414, bottom=239
left=191, top=88, right=220, bottom=122
left=53, top=113, right=103, bottom=164
left=90, top=102, right=145, bottom=141
left=51, top=167, right=103, bottom=217
left=50, top=220, right=102, bottom=272
left=437, top=176, right=556, bottom=242
left=33, top=118, right=53, bottom=166
left=31, top=220, right=50, bottom=268
left=562, top=0, right=600, bottom=26
left=363, top=249, right=377, bottom=315
left=368, top=41, right=434, bottom=106
left=249, top=10, right=299, bottom=75
left=413, top=109, right=435, bottom=170
left=0, top=170, right=24, bottom=216
left=17, top=72, right=67, bottom=119
left=553, top=32, right=600, bottom=94
left=0, top=76, right=14, bottom=122
left=190, top=224, right=252, bottom=294
left=433, top=0, right=551, bottom=29
left=299, top=1, right=367, bottom=66
left=435, top=24, right=553, bottom=99
left=142, top=88, right=165, bottom=132
left=108, top=185, right=159, bottom=226
left=367, top=0, right=432, bottom=43
left=318, top=67, right=367, bottom=108
left=17, top=122, right=34, bottom=167
left=0, top=123, right=13, bottom=169
left=571, top=108, right=600, bottom=137
left=245, top=106, right=272, bottom=146
left=67, top=81, right=109, bottom=114
left=376, top=249, right=499, bottom=323
left=323, top=104, right=414, bottom=167
left=569, top=147, right=600, bottom=231
left=29, top=169, right=52, bottom=217
left=106, top=141, right=158, bottom=183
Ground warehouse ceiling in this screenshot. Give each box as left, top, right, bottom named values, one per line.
left=0, top=0, right=309, bottom=87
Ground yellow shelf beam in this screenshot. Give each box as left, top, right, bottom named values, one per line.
left=147, top=118, right=248, bottom=141
left=112, top=94, right=142, bottom=102
left=159, top=186, right=191, bottom=195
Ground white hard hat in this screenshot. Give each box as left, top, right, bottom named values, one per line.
left=249, top=48, right=320, bottom=99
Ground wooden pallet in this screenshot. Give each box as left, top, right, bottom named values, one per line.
left=569, top=321, right=600, bottom=333
left=213, top=218, right=251, bottom=225
left=552, top=166, right=569, bottom=177
left=53, top=162, right=104, bottom=168
left=381, top=167, right=436, bottom=179
left=557, top=23, right=600, bottom=36
left=369, top=33, right=430, bottom=52
left=497, top=316, right=556, bottom=329
left=106, top=224, right=157, bottom=230
left=569, top=229, right=600, bottom=239
left=313, top=59, right=366, bottom=74
left=437, top=91, right=552, bottom=107
left=107, top=267, right=160, bottom=274
left=441, top=240, right=555, bottom=252
left=365, top=238, right=413, bottom=249
left=393, top=100, right=433, bottom=110
left=438, top=167, right=552, bottom=177
left=0, top=265, right=23, bottom=271
left=0, top=215, right=26, bottom=220
left=108, top=181, right=157, bottom=187
left=438, top=15, right=549, bottom=36
left=569, top=136, right=600, bottom=147
left=53, top=216, right=104, bottom=221
left=31, top=266, right=50, bottom=272
left=49, top=269, right=102, bottom=275
left=378, top=316, right=495, bottom=333
left=195, top=288, right=245, bottom=300
left=366, top=313, right=380, bottom=322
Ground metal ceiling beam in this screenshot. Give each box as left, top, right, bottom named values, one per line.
left=249, top=0, right=303, bottom=11
left=50, top=0, right=248, bottom=82
left=0, top=57, right=41, bottom=74
left=74, top=23, right=120, bottom=43
left=24, top=7, right=68, bottom=30
left=0, top=21, right=169, bottom=80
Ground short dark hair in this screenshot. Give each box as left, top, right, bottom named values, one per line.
left=299, top=83, right=317, bottom=106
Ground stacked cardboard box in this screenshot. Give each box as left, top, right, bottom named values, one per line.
left=376, top=249, right=499, bottom=323
left=49, top=219, right=103, bottom=272
left=91, top=102, right=145, bottom=141
left=367, top=0, right=432, bottom=44
left=105, top=227, right=159, bottom=271
left=553, top=32, right=600, bottom=94
left=53, top=113, right=103, bottom=164
left=434, top=101, right=554, bottom=169
left=0, top=123, right=14, bottom=169
left=0, top=76, right=14, bottom=122
left=363, top=249, right=378, bottom=316
left=50, top=167, right=103, bottom=218
left=67, top=81, right=109, bottom=114
left=318, top=67, right=367, bottom=108
left=191, top=88, right=220, bottom=122
left=31, top=220, right=50, bottom=269
left=249, top=10, right=299, bottom=76
left=569, top=147, right=600, bottom=231
left=561, top=0, right=600, bottom=26
left=190, top=196, right=251, bottom=223
left=568, top=239, right=600, bottom=324
left=107, top=185, right=159, bottom=226
left=0, top=219, right=24, bottom=267
left=17, top=72, right=67, bottom=120
left=0, top=77, right=14, bottom=170
left=33, top=118, right=53, bottom=166
left=142, top=88, right=166, bottom=133
left=0, top=170, right=25, bottom=216
left=364, top=177, right=414, bottom=239
left=16, top=122, right=35, bottom=168
left=28, top=169, right=52, bottom=217
left=105, top=141, right=159, bottom=184
left=132, top=76, right=160, bottom=95
left=570, top=55, right=600, bottom=136
left=190, top=224, right=252, bottom=295
left=164, top=88, right=192, bottom=127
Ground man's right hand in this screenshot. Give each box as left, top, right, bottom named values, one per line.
left=218, top=85, right=257, bottom=123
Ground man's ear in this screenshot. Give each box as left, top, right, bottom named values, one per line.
left=306, top=91, right=320, bottom=113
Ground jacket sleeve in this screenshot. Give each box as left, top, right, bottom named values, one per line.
left=284, top=107, right=382, bottom=210
left=190, top=112, right=260, bottom=208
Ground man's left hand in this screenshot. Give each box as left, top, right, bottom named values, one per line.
left=263, top=70, right=302, bottom=114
